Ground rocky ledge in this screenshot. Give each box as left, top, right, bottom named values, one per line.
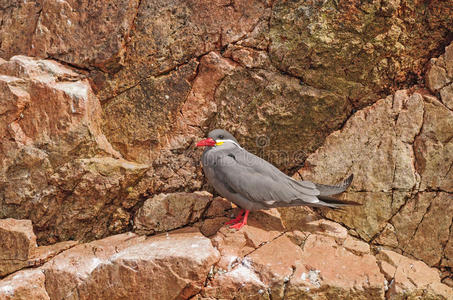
left=0, top=193, right=451, bottom=300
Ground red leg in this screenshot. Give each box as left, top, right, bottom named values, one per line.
left=230, top=210, right=249, bottom=230
left=225, top=209, right=244, bottom=225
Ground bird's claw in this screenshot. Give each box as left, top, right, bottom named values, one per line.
left=226, top=209, right=249, bottom=230
left=229, top=222, right=245, bottom=230
left=225, top=209, right=244, bottom=225
left=225, top=216, right=243, bottom=225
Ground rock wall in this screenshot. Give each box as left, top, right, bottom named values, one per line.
left=296, top=44, right=453, bottom=280
left=0, top=0, right=452, bottom=299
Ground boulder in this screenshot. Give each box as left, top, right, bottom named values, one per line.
left=0, top=219, right=36, bottom=277
left=42, top=229, right=220, bottom=300
left=134, top=191, right=213, bottom=234
left=0, top=218, right=78, bottom=277
left=0, top=269, right=50, bottom=300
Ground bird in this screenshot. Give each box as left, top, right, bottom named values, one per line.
left=196, top=129, right=359, bottom=230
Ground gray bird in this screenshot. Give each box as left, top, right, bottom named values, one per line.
left=196, top=129, right=358, bottom=229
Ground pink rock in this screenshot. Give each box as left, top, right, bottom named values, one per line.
left=43, top=229, right=219, bottom=299
left=342, top=236, right=371, bottom=255
left=0, top=219, right=36, bottom=277
left=290, top=234, right=385, bottom=295
left=377, top=250, right=453, bottom=299
left=134, top=191, right=213, bottom=234
left=0, top=269, right=50, bottom=300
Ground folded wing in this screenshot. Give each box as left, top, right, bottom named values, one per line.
left=213, top=148, right=321, bottom=206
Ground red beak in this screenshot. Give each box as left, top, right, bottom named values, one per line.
left=196, top=138, right=216, bottom=147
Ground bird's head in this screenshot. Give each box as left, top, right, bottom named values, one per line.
left=196, top=129, right=239, bottom=147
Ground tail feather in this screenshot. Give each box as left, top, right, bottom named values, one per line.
left=315, top=174, right=353, bottom=196
left=317, top=195, right=361, bottom=208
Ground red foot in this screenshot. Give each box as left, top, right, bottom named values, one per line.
left=229, top=210, right=249, bottom=230
left=225, top=209, right=244, bottom=225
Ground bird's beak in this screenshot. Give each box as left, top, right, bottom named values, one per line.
left=196, top=138, right=216, bottom=147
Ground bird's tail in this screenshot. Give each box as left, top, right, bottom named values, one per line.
left=315, top=195, right=361, bottom=209
left=314, top=174, right=353, bottom=196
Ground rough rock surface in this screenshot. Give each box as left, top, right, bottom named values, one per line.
left=43, top=229, right=219, bottom=300
left=377, top=250, right=452, bottom=299
left=427, top=42, right=453, bottom=111
left=2, top=209, right=451, bottom=300
left=0, top=218, right=78, bottom=277
left=0, top=1, right=452, bottom=299
left=134, top=191, right=213, bottom=234
left=0, top=55, right=149, bottom=243
left=2, top=0, right=450, bottom=177
left=0, top=228, right=220, bottom=300
left=0, top=269, right=50, bottom=300
left=269, top=0, right=452, bottom=106
left=297, top=86, right=453, bottom=271
left=0, top=219, right=36, bottom=277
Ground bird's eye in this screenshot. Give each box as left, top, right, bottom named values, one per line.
left=219, top=135, right=224, bottom=139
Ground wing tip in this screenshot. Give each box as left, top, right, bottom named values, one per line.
left=343, top=174, right=354, bottom=188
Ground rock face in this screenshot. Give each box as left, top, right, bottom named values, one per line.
left=1, top=0, right=452, bottom=299
left=2, top=210, right=451, bottom=300
left=0, top=56, right=149, bottom=243
left=297, top=86, right=453, bottom=273
left=134, top=191, right=213, bottom=234
left=269, top=0, right=452, bottom=106
left=0, top=218, right=78, bottom=278
left=1, top=0, right=450, bottom=176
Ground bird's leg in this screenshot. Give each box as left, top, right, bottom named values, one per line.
left=225, top=209, right=244, bottom=225
left=230, top=210, right=249, bottom=230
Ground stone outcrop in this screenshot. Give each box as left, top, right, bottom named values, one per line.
left=2, top=208, right=451, bottom=300
left=296, top=86, right=453, bottom=272
left=269, top=0, right=452, bottom=106
left=134, top=191, right=213, bottom=234
left=0, top=56, right=149, bottom=243
left=1, top=0, right=452, bottom=298
left=0, top=218, right=77, bottom=277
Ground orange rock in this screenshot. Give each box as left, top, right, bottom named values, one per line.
left=0, top=219, right=36, bottom=277
left=134, top=191, right=212, bottom=235
left=0, top=219, right=36, bottom=261
left=0, top=56, right=152, bottom=243
left=43, top=229, right=219, bottom=299
left=0, top=269, right=50, bottom=300
left=376, top=250, right=453, bottom=299
left=288, top=234, right=385, bottom=298
left=342, top=236, right=371, bottom=256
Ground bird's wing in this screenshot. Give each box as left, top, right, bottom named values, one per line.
left=213, top=148, right=320, bottom=206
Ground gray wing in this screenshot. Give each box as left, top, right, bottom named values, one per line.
left=213, top=147, right=321, bottom=206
